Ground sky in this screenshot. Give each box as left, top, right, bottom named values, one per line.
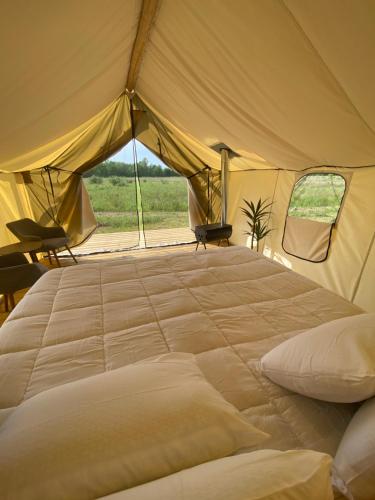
left=111, top=140, right=164, bottom=166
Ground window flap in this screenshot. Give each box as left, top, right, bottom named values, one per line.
left=282, top=216, right=333, bottom=263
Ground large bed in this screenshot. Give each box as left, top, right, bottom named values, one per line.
left=0, top=246, right=361, bottom=456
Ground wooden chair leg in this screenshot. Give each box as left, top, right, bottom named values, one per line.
left=195, top=241, right=200, bottom=251
left=52, top=249, right=61, bottom=267
left=65, top=245, right=78, bottom=264
left=47, top=251, right=52, bottom=265
left=9, top=293, right=15, bottom=310
left=29, top=251, right=39, bottom=263
left=4, top=294, right=9, bottom=312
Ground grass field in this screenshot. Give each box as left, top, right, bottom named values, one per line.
left=288, top=174, right=346, bottom=223
left=84, top=176, right=189, bottom=233
left=85, top=173, right=344, bottom=234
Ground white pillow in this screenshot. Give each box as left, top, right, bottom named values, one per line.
left=333, top=396, right=375, bottom=500
left=0, top=352, right=268, bottom=500
left=100, top=449, right=334, bottom=500
left=260, top=313, right=375, bottom=403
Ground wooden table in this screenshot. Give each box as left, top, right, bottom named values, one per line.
left=0, top=241, right=42, bottom=262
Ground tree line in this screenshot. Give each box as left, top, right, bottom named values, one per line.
left=83, top=159, right=179, bottom=178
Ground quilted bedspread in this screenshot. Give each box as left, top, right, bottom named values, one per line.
left=0, top=246, right=361, bottom=454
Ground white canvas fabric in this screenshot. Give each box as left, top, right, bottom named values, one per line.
left=101, top=450, right=334, bottom=500
left=138, top=0, right=375, bottom=171
left=282, top=216, right=333, bottom=262
left=0, top=1, right=374, bottom=312
left=261, top=313, right=375, bottom=403
left=0, top=0, right=138, bottom=171
left=0, top=247, right=361, bottom=456
left=228, top=167, right=375, bottom=314
left=1, top=1, right=375, bottom=173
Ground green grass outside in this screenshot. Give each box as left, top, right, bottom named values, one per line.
left=84, top=177, right=189, bottom=233
left=288, top=174, right=345, bottom=223
left=85, top=172, right=345, bottom=233
left=96, top=212, right=189, bottom=233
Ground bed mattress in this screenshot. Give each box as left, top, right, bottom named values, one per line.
left=0, top=246, right=361, bottom=454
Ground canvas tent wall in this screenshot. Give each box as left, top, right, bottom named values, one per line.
left=0, top=0, right=374, bottom=311
left=0, top=91, right=222, bottom=247
left=227, top=167, right=375, bottom=312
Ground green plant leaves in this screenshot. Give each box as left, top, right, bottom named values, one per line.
left=241, top=197, right=274, bottom=250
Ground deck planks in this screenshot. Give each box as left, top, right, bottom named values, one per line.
left=60, top=227, right=195, bottom=256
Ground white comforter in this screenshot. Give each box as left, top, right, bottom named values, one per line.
left=0, top=246, right=361, bottom=454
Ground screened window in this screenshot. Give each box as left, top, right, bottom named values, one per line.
left=288, top=173, right=346, bottom=223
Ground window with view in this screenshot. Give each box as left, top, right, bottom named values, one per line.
left=288, top=173, right=346, bottom=223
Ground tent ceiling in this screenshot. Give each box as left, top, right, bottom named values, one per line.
left=0, top=0, right=139, bottom=167
left=1, top=0, right=375, bottom=173
left=138, top=0, right=375, bottom=171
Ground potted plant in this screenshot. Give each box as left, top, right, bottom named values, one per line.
left=240, top=198, right=273, bottom=251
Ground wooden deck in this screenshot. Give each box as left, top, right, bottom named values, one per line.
left=61, top=227, right=196, bottom=256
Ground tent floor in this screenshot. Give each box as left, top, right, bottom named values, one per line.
left=0, top=241, right=222, bottom=326
left=59, top=227, right=195, bottom=256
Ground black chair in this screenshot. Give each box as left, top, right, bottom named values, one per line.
left=0, top=253, right=48, bottom=311
left=6, top=218, right=78, bottom=267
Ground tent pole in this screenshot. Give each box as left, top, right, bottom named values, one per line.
left=210, top=142, right=239, bottom=226
left=129, top=97, right=146, bottom=249
left=220, top=148, right=229, bottom=225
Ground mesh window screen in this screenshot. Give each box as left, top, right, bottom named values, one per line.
left=283, top=173, right=347, bottom=262
left=288, top=174, right=346, bottom=223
